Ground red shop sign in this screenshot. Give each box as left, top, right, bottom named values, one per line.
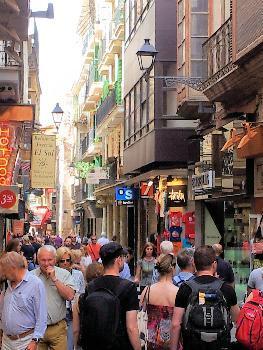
left=0, top=186, right=18, bottom=213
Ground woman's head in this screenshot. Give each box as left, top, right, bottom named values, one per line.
left=56, top=246, right=72, bottom=271
left=71, top=249, right=82, bottom=265
left=141, top=242, right=157, bottom=259
left=23, top=235, right=30, bottom=244
left=155, top=254, right=176, bottom=276
left=5, top=238, right=21, bottom=253
left=85, top=262, right=104, bottom=283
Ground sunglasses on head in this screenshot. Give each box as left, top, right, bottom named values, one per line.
left=60, top=258, right=71, bottom=263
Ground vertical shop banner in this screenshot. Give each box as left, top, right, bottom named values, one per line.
left=12, top=220, right=24, bottom=237
left=0, top=186, right=19, bottom=213
left=31, top=134, right=56, bottom=189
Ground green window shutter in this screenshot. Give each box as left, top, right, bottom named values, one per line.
left=115, top=59, right=122, bottom=104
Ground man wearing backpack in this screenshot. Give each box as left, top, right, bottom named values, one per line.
left=171, top=245, right=240, bottom=350
left=79, top=242, right=141, bottom=350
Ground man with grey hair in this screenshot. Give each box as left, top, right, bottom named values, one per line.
left=173, top=248, right=195, bottom=287
left=97, top=232, right=110, bottom=246
left=31, top=245, right=75, bottom=350
left=0, top=252, right=47, bottom=350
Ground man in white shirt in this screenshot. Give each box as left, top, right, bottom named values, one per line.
left=97, top=232, right=110, bottom=246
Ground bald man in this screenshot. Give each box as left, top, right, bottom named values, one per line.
left=212, top=244, right=235, bottom=287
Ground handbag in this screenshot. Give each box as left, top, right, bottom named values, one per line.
left=137, top=285, right=150, bottom=349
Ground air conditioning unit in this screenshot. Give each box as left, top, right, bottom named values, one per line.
left=0, top=81, right=19, bottom=103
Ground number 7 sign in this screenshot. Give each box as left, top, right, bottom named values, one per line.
left=140, top=182, right=154, bottom=198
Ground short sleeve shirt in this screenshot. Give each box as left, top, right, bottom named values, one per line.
left=87, top=275, right=139, bottom=350
left=248, top=268, right=263, bottom=291
left=216, top=257, right=235, bottom=284
left=175, top=275, right=237, bottom=309
left=32, top=266, right=76, bottom=325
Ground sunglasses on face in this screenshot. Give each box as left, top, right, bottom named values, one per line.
left=60, top=258, right=71, bottom=263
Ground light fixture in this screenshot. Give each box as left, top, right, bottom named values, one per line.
left=52, top=103, right=64, bottom=132
left=136, top=39, right=158, bottom=78
left=167, top=175, right=174, bottom=183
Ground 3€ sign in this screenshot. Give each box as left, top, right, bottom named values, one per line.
left=0, top=186, right=18, bottom=213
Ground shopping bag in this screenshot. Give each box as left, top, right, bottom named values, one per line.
left=137, top=285, right=150, bottom=349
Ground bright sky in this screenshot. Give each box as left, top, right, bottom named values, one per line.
left=30, top=0, right=82, bottom=125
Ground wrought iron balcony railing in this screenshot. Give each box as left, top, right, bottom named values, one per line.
left=96, top=89, right=117, bottom=126
left=202, top=18, right=234, bottom=87
left=81, top=128, right=96, bottom=155
left=82, top=26, right=94, bottom=56
left=0, top=41, right=20, bottom=67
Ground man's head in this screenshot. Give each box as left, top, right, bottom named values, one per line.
left=160, top=240, right=174, bottom=254
left=177, top=249, right=195, bottom=272
left=38, top=245, right=56, bottom=274
left=99, top=242, right=126, bottom=272
left=194, top=245, right=217, bottom=274
left=71, top=234, right=77, bottom=244
left=64, top=236, right=72, bottom=248
left=91, top=235, right=97, bottom=244
left=0, top=252, right=26, bottom=282
left=212, top=244, right=223, bottom=257
left=101, top=232, right=107, bottom=238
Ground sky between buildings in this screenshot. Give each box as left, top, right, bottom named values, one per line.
left=30, top=0, right=82, bottom=126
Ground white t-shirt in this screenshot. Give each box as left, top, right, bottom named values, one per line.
left=80, top=255, right=92, bottom=267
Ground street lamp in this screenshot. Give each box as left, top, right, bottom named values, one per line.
left=52, top=103, right=64, bottom=132
left=136, top=39, right=158, bottom=78
left=136, top=39, right=204, bottom=90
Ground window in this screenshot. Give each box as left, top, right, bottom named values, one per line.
left=141, top=101, right=147, bottom=127
left=178, top=0, right=184, bottom=22
left=125, top=0, right=130, bottom=41
left=191, top=14, right=208, bottom=36
left=191, top=0, right=208, bottom=12
left=135, top=83, right=140, bottom=131
left=191, top=61, right=203, bottom=77
left=178, top=43, right=185, bottom=67
left=191, top=37, right=206, bottom=59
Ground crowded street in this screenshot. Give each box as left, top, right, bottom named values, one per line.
left=0, top=0, right=263, bottom=349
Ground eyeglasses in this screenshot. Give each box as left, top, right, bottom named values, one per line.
left=60, top=259, right=71, bottom=263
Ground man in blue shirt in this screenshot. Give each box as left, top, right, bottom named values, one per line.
left=173, top=248, right=195, bottom=287
left=0, top=251, right=47, bottom=350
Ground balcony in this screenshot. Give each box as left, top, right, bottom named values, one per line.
left=202, top=19, right=237, bottom=101
left=82, top=26, right=95, bottom=64
left=112, top=5, right=124, bottom=41
left=81, top=128, right=102, bottom=161
left=83, top=61, right=103, bottom=112
left=95, top=83, right=123, bottom=135
left=0, top=41, right=21, bottom=67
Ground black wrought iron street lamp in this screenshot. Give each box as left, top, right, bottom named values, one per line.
left=52, top=103, right=64, bottom=132
left=136, top=39, right=203, bottom=90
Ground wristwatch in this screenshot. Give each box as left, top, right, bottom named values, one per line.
left=32, top=338, right=40, bottom=343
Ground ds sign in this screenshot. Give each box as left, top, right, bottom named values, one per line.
left=115, top=187, right=137, bottom=205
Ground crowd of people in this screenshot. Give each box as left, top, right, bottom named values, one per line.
left=0, top=231, right=262, bottom=350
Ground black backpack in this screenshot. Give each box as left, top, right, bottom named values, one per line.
left=79, top=280, right=127, bottom=350
left=182, top=279, right=232, bottom=347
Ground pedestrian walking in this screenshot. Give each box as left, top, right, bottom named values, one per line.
left=247, top=266, right=263, bottom=294
left=56, top=247, right=85, bottom=350
left=0, top=252, right=47, bottom=350
left=135, top=243, right=157, bottom=293
left=97, top=232, right=110, bottom=246
left=5, top=238, right=22, bottom=254
left=72, top=262, right=104, bottom=349
left=21, top=235, right=36, bottom=271
left=86, top=235, right=101, bottom=262
left=140, top=254, right=178, bottom=349
left=70, top=234, right=81, bottom=250
left=64, top=237, right=73, bottom=249
left=31, top=245, right=76, bottom=350
left=212, top=244, right=235, bottom=286
left=79, top=242, right=141, bottom=350
left=152, top=241, right=174, bottom=283
left=173, top=248, right=195, bottom=287
left=171, top=245, right=240, bottom=350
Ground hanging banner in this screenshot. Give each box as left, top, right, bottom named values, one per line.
left=12, top=219, right=24, bottom=237
left=31, top=134, right=56, bottom=189
left=0, top=185, right=19, bottom=213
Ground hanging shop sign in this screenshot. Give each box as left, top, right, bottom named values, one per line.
left=167, top=185, right=187, bottom=207
left=192, top=170, right=214, bottom=191
left=0, top=185, right=19, bottom=213
left=94, top=167, right=109, bottom=180
left=86, top=173, right=100, bottom=184
left=140, top=182, right=154, bottom=199
left=31, top=134, right=56, bottom=189
left=31, top=206, right=52, bottom=226
left=115, top=187, right=137, bottom=206
left=12, top=219, right=24, bottom=237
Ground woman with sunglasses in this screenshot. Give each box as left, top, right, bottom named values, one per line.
left=56, top=247, right=85, bottom=350
left=140, top=254, right=179, bottom=350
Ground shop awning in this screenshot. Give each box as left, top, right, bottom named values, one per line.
left=123, top=169, right=188, bottom=186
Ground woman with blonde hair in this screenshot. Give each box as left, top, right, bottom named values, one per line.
left=56, top=247, right=85, bottom=350
left=140, top=254, right=179, bottom=350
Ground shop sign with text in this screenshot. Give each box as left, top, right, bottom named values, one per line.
left=192, top=170, right=215, bottom=192
left=31, top=134, right=56, bottom=189
left=140, top=182, right=154, bottom=199
left=167, top=185, right=187, bottom=207
left=0, top=186, right=19, bottom=213
left=115, top=187, right=137, bottom=206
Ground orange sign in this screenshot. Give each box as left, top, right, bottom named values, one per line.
left=0, top=123, right=17, bottom=185
left=12, top=220, right=24, bottom=237
left=140, top=182, right=154, bottom=198
left=0, top=105, right=34, bottom=122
